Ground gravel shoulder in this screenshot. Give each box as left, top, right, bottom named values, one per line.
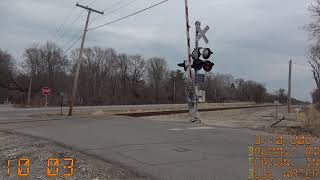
left=0, top=131, right=151, bottom=180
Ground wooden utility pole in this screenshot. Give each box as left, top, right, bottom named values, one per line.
left=68, top=3, right=103, bottom=116
left=288, top=60, right=292, bottom=113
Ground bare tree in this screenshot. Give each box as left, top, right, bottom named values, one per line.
left=307, top=45, right=320, bottom=90
left=305, top=1, right=320, bottom=41
left=117, top=53, right=130, bottom=104
left=164, top=70, right=185, bottom=103
left=275, top=88, right=287, bottom=103
left=306, top=1, right=320, bottom=104
left=312, top=89, right=320, bottom=103
left=0, top=49, right=24, bottom=91
left=128, top=55, right=146, bottom=86
left=22, top=42, right=69, bottom=105
left=127, top=55, right=146, bottom=103
left=147, top=57, right=168, bottom=103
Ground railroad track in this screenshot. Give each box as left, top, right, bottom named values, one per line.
left=116, top=104, right=277, bottom=117
left=0, top=104, right=278, bottom=125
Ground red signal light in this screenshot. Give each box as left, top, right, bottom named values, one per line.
left=203, top=61, right=214, bottom=72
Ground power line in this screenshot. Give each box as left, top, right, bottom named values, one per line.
left=55, top=0, right=93, bottom=41
left=88, top=0, right=168, bottom=31
left=87, top=0, right=98, bottom=6
left=89, top=0, right=139, bottom=26
left=62, top=33, right=82, bottom=49
left=59, top=1, right=101, bottom=56
left=78, top=0, right=89, bottom=3
left=52, top=1, right=84, bottom=43
left=55, top=7, right=77, bottom=38
left=58, top=10, right=86, bottom=40
left=293, top=62, right=310, bottom=67
left=62, top=36, right=82, bottom=55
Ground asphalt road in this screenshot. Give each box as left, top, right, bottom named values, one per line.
left=0, top=106, right=309, bottom=180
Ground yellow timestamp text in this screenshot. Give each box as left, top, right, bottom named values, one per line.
left=7, top=157, right=75, bottom=177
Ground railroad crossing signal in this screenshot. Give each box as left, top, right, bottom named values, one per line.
left=178, top=20, right=215, bottom=123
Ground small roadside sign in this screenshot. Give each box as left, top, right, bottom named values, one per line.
left=42, top=87, right=51, bottom=96
left=198, top=74, right=205, bottom=82
left=41, top=87, right=51, bottom=107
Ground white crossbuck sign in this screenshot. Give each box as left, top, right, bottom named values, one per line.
left=197, top=25, right=210, bottom=44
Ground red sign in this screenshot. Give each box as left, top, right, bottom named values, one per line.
left=42, top=87, right=51, bottom=96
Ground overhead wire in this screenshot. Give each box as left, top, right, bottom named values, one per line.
left=56, top=0, right=98, bottom=45
left=55, top=0, right=92, bottom=41
left=59, top=0, right=96, bottom=55
left=62, top=36, right=82, bottom=55
left=293, top=62, right=311, bottom=68
left=89, top=0, right=139, bottom=26
left=61, top=0, right=168, bottom=55
left=87, top=0, right=98, bottom=6
left=61, top=0, right=127, bottom=53
left=88, top=0, right=168, bottom=31
left=62, top=33, right=82, bottom=49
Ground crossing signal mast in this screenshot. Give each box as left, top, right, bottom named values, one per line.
left=178, top=21, right=214, bottom=122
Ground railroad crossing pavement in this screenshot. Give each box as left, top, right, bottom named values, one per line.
left=0, top=111, right=309, bottom=179
left=0, top=115, right=252, bottom=179
left=0, top=105, right=310, bottom=180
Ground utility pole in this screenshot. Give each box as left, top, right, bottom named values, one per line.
left=288, top=60, right=292, bottom=113
left=68, top=3, right=103, bottom=116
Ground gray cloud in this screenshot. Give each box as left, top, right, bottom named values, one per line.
left=0, top=0, right=316, bottom=101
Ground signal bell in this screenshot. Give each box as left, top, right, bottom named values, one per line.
left=178, top=62, right=187, bottom=71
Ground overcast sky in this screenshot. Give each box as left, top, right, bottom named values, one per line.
left=0, top=0, right=316, bottom=101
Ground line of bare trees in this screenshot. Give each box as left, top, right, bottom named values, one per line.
left=306, top=1, right=320, bottom=104
left=0, top=41, right=303, bottom=106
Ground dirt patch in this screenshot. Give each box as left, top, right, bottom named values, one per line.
left=0, top=131, right=150, bottom=180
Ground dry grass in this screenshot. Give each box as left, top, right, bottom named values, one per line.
left=303, top=105, right=320, bottom=134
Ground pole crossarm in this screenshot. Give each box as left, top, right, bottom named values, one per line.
left=76, top=3, right=104, bottom=14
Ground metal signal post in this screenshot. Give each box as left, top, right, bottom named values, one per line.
left=68, top=3, right=103, bottom=116
left=193, top=21, right=201, bottom=122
